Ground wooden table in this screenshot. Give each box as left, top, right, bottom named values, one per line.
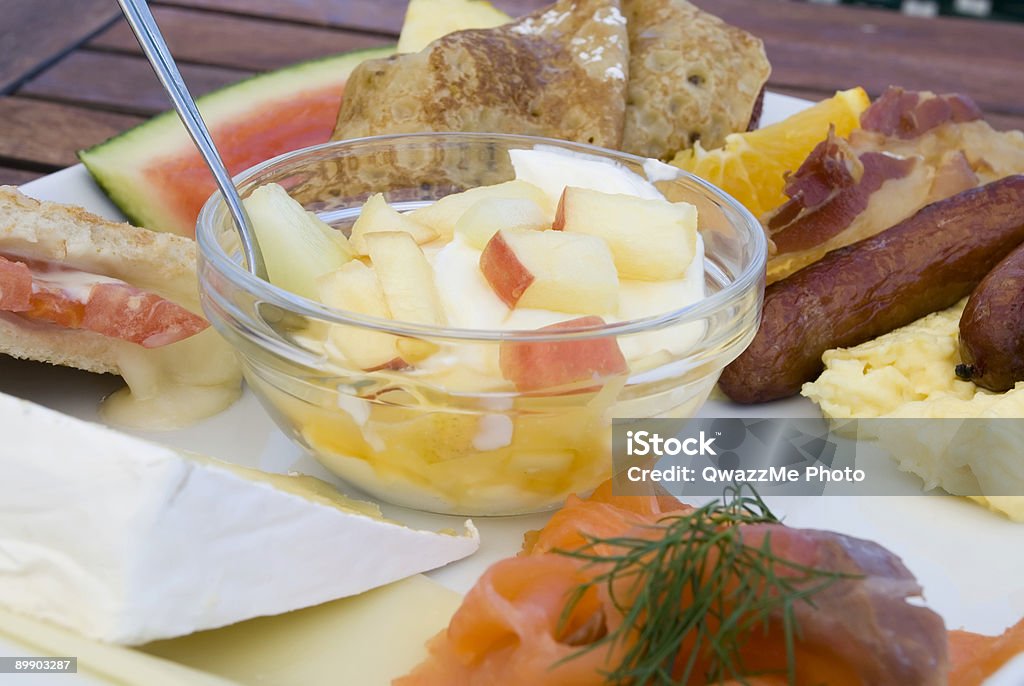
left=1, top=0, right=1023, bottom=188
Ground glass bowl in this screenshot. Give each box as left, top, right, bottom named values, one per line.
left=196, top=133, right=766, bottom=515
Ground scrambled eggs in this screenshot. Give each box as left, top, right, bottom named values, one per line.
left=802, top=299, right=1024, bottom=521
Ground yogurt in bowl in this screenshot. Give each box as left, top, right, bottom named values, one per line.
left=196, top=133, right=766, bottom=515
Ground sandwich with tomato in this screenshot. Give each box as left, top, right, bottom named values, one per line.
left=0, top=186, right=241, bottom=427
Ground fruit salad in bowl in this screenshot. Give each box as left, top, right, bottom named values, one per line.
left=196, top=133, right=766, bottom=515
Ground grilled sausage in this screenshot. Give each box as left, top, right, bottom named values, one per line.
left=720, top=175, right=1024, bottom=404
left=956, top=242, right=1024, bottom=391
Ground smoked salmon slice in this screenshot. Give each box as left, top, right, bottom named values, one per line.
left=399, top=480, right=1018, bottom=685
left=949, top=619, right=1024, bottom=685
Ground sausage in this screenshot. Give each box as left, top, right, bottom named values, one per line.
left=956, top=241, right=1024, bottom=391
left=719, top=175, right=1024, bottom=404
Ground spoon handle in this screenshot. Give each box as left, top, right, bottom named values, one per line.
left=116, top=0, right=267, bottom=279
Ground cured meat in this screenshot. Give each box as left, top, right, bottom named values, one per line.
left=861, top=86, right=983, bottom=139
left=928, top=150, right=979, bottom=202
left=0, top=255, right=208, bottom=348
left=400, top=482, right=953, bottom=685
left=767, top=131, right=919, bottom=254
left=765, top=88, right=1024, bottom=283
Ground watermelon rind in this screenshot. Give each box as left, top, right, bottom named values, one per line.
left=79, top=46, right=395, bottom=236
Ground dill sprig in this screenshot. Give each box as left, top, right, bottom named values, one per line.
left=555, top=485, right=853, bottom=686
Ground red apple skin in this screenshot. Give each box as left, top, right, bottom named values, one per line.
left=364, top=357, right=410, bottom=372
left=480, top=231, right=536, bottom=308
left=499, top=316, right=628, bottom=392
left=552, top=190, right=568, bottom=231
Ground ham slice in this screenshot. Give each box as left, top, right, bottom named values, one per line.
left=861, top=86, right=983, bottom=139
left=764, top=88, right=1024, bottom=282
left=0, top=255, right=208, bottom=349
left=767, top=131, right=919, bottom=255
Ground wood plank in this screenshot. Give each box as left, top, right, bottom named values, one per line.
left=0, top=166, right=43, bottom=187
left=0, top=97, right=142, bottom=168
left=692, top=0, right=1024, bottom=65
left=90, top=6, right=391, bottom=72
left=763, top=38, right=1024, bottom=118
left=155, top=0, right=408, bottom=34
left=18, top=51, right=251, bottom=117
left=688, top=0, right=1024, bottom=117
left=0, top=0, right=119, bottom=93
left=984, top=111, right=1024, bottom=132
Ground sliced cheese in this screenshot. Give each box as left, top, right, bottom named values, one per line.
left=143, top=575, right=461, bottom=685
left=0, top=575, right=460, bottom=686
left=0, top=392, right=479, bottom=645
left=0, top=606, right=236, bottom=686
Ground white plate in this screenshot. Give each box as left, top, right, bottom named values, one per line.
left=3, top=92, right=1023, bottom=684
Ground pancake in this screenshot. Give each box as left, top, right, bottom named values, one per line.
left=332, top=0, right=630, bottom=149
left=621, top=0, right=770, bottom=159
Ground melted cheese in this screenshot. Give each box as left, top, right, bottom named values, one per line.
left=0, top=575, right=460, bottom=686
left=30, top=268, right=125, bottom=302
left=102, top=328, right=242, bottom=430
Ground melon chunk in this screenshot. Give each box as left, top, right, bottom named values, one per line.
left=553, top=187, right=699, bottom=280
left=79, top=46, right=395, bottom=236
left=408, top=180, right=552, bottom=238
left=479, top=229, right=618, bottom=315
left=350, top=194, right=437, bottom=255
left=243, top=183, right=354, bottom=299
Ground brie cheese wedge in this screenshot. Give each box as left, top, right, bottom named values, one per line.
left=0, top=392, right=479, bottom=645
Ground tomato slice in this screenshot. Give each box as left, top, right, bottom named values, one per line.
left=25, top=290, right=86, bottom=328
left=81, top=283, right=208, bottom=348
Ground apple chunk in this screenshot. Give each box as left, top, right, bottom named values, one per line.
left=365, top=231, right=446, bottom=361
left=243, top=183, right=354, bottom=299
left=350, top=193, right=437, bottom=255
left=317, top=262, right=404, bottom=371
left=455, top=197, right=549, bottom=249
left=499, top=316, right=628, bottom=392
left=409, top=180, right=552, bottom=238
left=479, top=229, right=618, bottom=314
left=553, top=187, right=698, bottom=280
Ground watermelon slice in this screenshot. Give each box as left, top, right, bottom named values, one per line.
left=79, top=46, right=394, bottom=237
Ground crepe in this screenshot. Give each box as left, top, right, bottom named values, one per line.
left=621, top=0, right=770, bottom=159
left=332, top=0, right=630, bottom=149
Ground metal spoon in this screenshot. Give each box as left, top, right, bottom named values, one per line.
left=116, top=0, right=268, bottom=280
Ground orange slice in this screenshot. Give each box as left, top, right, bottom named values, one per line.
left=671, top=87, right=872, bottom=218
